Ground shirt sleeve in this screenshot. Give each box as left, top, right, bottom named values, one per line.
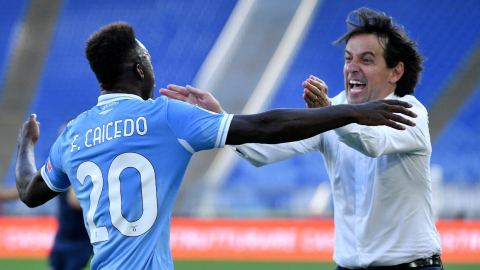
left=166, top=99, right=233, bottom=152
left=40, top=137, right=71, bottom=192
left=334, top=96, right=431, bottom=157
left=233, top=134, right=323, bottom=167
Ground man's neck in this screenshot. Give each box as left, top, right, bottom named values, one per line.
left=100, top=81, right=142, bottom=98
left=100, top=89, right=130, bottom=95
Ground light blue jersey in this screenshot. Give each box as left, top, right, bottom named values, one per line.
left=40, top=94, right=233, bottom=269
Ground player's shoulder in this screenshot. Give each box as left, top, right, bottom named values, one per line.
left=161, top=96, right=220, bottom=115
left=158, top=96, right=186, bottom=108
left=60, top=112, right=86, bottom=135
left=143, top=96, right=169, bottom=109
left=65, top=110, right=90, bottom=129
left=105, top=96, right=168, bottom=117
left=397, top=94, right=427, bottom=115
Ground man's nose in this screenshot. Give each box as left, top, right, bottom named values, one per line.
left=346, top=61, right=359, bottom=73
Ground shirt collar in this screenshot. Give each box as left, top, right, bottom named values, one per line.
left=97, top=93, right=144, bottom=106
left=340, top=91, right=399, bottom=104
left=385, top=91, right=398, bottom=100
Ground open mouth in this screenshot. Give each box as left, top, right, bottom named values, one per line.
left=349, top=79, right=366, bottom=93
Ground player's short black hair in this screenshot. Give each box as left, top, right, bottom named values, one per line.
left=334, top=8, right=425, bottom=97
left=85, top=22, right=138, bottom=90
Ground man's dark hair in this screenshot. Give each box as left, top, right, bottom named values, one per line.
left=334, top=8, right=424, bottom=97
left=85, top=22, right=138, bottom=90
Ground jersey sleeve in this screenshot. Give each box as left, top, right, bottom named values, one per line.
left=165, top=99, right=233, bottom=152
left=40, top=137, right=71, bottom=192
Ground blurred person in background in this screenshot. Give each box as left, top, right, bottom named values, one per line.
left=0, top=187, right=18, bottom=202
left=0, top=180, right=19, bottom=215
left=49, top=121, right=93, bottom=270
left=0, top=187, right=19, bottom=214
left=161, top=7, right=442, bottom=270
left=14, top=21, right=416, bottom=270
left=49, top=187, right=93, bottom=270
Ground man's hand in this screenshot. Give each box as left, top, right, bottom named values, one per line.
left=16, top=113, right=60, bottom=208
left=354, top=100, right=417, bottom=130
left=159, top=84, right=224, bottom=113
left=17, top=114, right=40, bottom=147
left=303, top=75, right=331, bottom=108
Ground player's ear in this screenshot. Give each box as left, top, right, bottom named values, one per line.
left=389, top=62, right=404, bottom=84
left=135, top=63, right=145, bottom=80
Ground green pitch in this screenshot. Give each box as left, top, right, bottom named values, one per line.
left=1, top=259, right=479, bottom=270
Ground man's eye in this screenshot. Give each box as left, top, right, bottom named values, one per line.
left=364, top=58, right=372, bottom=63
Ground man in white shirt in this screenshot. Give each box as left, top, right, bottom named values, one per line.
left=160, top=7, right=442, bottom=270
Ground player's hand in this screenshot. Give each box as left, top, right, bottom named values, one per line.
left=353, top=100, right=417, bottom=130
left=160, top=84, right=224, bottom=113
left=17, top=114, right=40, bottom=147
left=303, top=75, right=331, bottom=108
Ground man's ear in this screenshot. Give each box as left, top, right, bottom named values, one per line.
left=135, top=63, right=145, bottom=80
left=390, top=62, right=404, bottom=84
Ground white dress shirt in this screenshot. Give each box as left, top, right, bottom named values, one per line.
left=234, top=91, right=442, bottom=268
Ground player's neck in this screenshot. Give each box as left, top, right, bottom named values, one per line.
left=100, top=81, right=142, bottom=98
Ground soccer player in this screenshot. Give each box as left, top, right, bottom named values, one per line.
left=16, top=22, right=416, bottom=269
left=162, top=8, right=442, bottom=270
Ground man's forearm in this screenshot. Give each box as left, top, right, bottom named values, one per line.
left=227, top=105, right=356, bottom=145
left=226, top=99, right=416, bottom=146
left=15, top=141, right=39, bottom=203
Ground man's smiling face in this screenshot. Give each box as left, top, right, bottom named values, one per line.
left=343, top=33, right=397, bottom=104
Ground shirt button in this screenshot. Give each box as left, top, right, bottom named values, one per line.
left=358, top=218, right=363, bottom=222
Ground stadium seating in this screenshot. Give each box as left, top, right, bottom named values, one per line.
left=220, top=0, right=480, bottom=215
left=0, top=0, right=29, bottom=96
left=431, top=83, right=480, bottom=184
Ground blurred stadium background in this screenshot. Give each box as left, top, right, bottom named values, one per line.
left=0, top=0, right=480, bottom=269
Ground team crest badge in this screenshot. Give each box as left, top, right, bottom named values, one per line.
left=47, top=158, right=52, bottom=172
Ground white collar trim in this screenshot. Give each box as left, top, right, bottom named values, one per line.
left=97, top=93, right=144, bottom=106
left=341, top=91, right=398, bottom=104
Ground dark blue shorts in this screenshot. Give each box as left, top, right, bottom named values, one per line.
left=49, top=240, right=93, bottom=270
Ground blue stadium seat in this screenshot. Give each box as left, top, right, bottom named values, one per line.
left=431, top=83, right=480, bottom=184
left=220, top=0, right=480, bottom=213
left=0, top=0, right=29, bottom=95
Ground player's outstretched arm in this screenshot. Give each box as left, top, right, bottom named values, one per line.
left=160, top=85, right=224, bottom=113
left=15, top=114, right=60, bottom=208
left=226, top=100, right=417, bottom=145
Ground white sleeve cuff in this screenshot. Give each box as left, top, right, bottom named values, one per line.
left=41, top=165, right=70, bottom=193
left=215, top=114, right=234, bottom=148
